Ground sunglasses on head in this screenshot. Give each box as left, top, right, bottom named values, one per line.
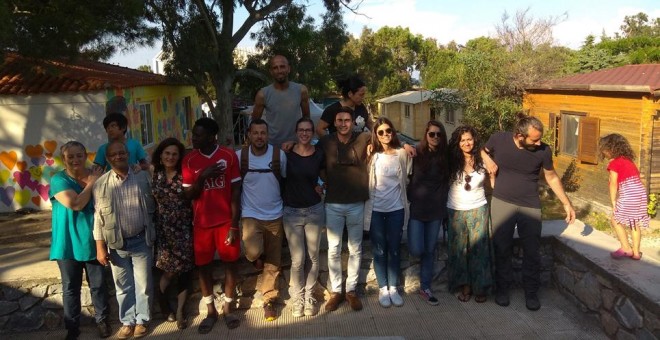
left=427, top=132, right=441, bottom=138
left=464, top=174, right=472, bottom=191
left=377, top=128, right=393, bottom=136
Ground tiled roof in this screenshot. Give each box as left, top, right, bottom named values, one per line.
left=0, top=53, right=173, bottom=95
left=528, top=64, right=660, bottom=93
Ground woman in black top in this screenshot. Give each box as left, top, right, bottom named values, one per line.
left=283, top=117, right=326, bottom=318
left=407, top=120, right=449, bottom=306
left=317, top=75, right=373, bottom=136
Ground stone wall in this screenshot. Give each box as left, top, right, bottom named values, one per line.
left=552, top=240, right=660, bottom=339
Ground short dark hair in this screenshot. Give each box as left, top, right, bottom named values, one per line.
left=152, top=137, right=185, bottom=173
left=193, top=117, right=219, bottom=136
left=103, top=113, right=128, bottom=132
left=337, top=75, right=366, bottom=99
left=296, top=117, right=314, bottom=131
left=249, top=118, right=269, bottom=131
left=514, top=115, right=544, bottom=137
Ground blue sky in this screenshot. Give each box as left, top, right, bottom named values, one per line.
left=109, top=0, right=659, bottom=69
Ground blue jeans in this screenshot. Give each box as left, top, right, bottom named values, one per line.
left=109, top=235, right=153, bottom=326
left=57, top=259, right=108, bottom=330
left=407, top=219, right=441, bottom=290
left=283, top=202, right=324, bottom=298
left=369, top=209, right=405, bottom=288
left=325, top=202, right=364, bottom=293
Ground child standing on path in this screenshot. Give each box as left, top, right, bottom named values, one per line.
left=599, top=133, right=649, bottom=260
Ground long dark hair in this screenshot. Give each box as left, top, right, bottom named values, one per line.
left=448, top=125, right=485, bottom=184
left=152, top=137, right=185, bottom=173
left=368, top=117, right=401, bottom=164
left=337, top=75, right=366, bottom=99
left=416, top=120, right=448, bottom=172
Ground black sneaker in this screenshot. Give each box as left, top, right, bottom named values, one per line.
left=65, top=328, right=80, bottom=340
left=495, top=290, right=510, bottom=307
left=525, top=293, right=541, bottom=311
left=97, top=320, right=112, bottom=338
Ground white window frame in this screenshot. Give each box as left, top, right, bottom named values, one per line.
left=404, top=104, right=411, bottom=118
left=445, top=107, right=455, bottom=125
left=559, top=111, right=586, bottom=157
left=138, top=103, right=154, bottom=147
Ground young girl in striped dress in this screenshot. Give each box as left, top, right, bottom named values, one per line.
left=599, top=134, right=649, bottom=260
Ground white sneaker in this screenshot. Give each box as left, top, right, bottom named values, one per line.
left=378, top=287, right=391, bottom=308
left=389, top=287, right=404, bottom=307
left=291, top=296, right=304, bottom=318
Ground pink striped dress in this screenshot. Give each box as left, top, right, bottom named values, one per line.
left=608, top=157, right=650, bottom=228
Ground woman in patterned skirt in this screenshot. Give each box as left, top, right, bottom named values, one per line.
left=152, top=137, right=195, bottom=329
left=447, top=126, right=494, bottom=303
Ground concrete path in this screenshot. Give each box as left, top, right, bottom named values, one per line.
left=11, top=288, right=605, bottom=340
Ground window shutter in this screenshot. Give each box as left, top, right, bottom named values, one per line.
left=578, top=116, right=600, bottom=164
left=549, top=113, right=559, bottom=156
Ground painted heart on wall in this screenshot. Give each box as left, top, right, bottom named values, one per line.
left=30, top=156, right=46, bottom=166
left=25, top=144, right=44, bottom=158
left=0, top=169, right=10, bottom=185
left=16, top=161, right=27, bottom=172
left=37, top=183, right=50, bottom=201
left=31, top=196, right=41, bottom=206
left=0, top=151, right=18, bottom=170
left=87, top=152, right=96, bottom=163
left=28, top=166, right=43, bottom=181
left=15, top=189, right=32, bottom=206
left=13, top=171, right=39, bottom=190
left=43, top=140, right=58, bottom=154
left=0, top=186, right=15, bottom=206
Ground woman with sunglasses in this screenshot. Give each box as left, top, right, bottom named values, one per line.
left=447, top=125, right=494, bottom=303
left=407, top=120, right=448, bottom=306
left=283, top=117, right=326, bottom=317
left=364, top=117, right=411, bottom=308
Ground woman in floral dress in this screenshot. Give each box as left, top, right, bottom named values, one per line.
left=152, top=137, right=194, bottom=329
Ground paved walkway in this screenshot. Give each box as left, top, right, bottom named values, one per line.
left=11, top=288, right=605, bottom=340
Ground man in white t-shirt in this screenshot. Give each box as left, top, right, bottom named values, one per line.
left=237, top=118, right=287, bottom=322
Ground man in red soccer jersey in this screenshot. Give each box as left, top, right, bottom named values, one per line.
left=182, top=118, right=241, bottom=333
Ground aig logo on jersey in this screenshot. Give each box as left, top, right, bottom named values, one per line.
left=204, top=159, right=227, bottom=190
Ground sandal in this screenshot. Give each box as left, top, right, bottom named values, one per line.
left=197, top=315, right=217, bottom=334
left=223, top=313, right=240, bottom=329
left=475, top=295, right=487, bottom=303
left=610, top=248, right=633, bottom=259
left=631, top=252, right=643, bottom=260
left=457, top=292, right=472, bottom=302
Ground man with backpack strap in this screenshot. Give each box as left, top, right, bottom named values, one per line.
left=236, top=118, right=287, bottom=321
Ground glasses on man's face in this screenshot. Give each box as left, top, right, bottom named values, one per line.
left=464, top=174, right=472, bottom=191
left=377, top=128, right=392, bottom=136
left=428, top=132, right=441, bottom=138
left=297, top=128, right=313, bottom=134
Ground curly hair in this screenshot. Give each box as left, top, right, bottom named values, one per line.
left=448, top=125, right=485, bottom=184
left=152, top=137, right=185, bottom=173
left=599, top=133, right=635, bottom=161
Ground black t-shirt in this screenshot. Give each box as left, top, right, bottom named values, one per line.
left=320, top=101, right=369, bottom=134
left=485, top=131, right=553, bottom=208
left=283, top=147, right=325, bottom=208
left=408, top=148, right=448, bottom=221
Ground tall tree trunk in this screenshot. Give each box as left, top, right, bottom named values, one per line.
left=212, top=72, right=235, bottom=147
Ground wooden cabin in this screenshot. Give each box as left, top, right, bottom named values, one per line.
left=524, top=64, right=660, bottom=208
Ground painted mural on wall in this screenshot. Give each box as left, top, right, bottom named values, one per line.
left=0, top=86, right=200, bottom=212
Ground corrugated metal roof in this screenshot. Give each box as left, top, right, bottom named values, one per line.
left=377, top=89, right=463, bottom=104
left=528, top=64, right=660, bottom=93
left=0, top=53, right=174, bottom=95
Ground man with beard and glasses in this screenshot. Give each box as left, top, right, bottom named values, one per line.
left=482, top=115, right=575, bottom=312
left=252, top=55, right=310, bottom=148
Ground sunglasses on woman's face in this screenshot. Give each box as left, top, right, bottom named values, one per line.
left=377, top=128, right=393, bottom=136
left=427, top=132, right=441, bottom=138
left=464, top=174, right=472, bottom=191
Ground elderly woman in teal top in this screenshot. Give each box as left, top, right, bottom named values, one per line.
left=50, top=141, right=110, bottom=340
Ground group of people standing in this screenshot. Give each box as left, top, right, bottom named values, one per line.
left=47, top=53, right=649, bottom=340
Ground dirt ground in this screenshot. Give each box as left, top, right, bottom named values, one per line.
left=0, top=210, right=52, bottom=248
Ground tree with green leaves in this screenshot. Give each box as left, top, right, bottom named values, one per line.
left=595, top=12, right=660, bottom=64
left=146, top=0, right=355, bottom=145
left=1, top=0, right=157, bottom=61
left=249, top=3, right=349, bottom=100
left=137, top=65, right=154, bottom=73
